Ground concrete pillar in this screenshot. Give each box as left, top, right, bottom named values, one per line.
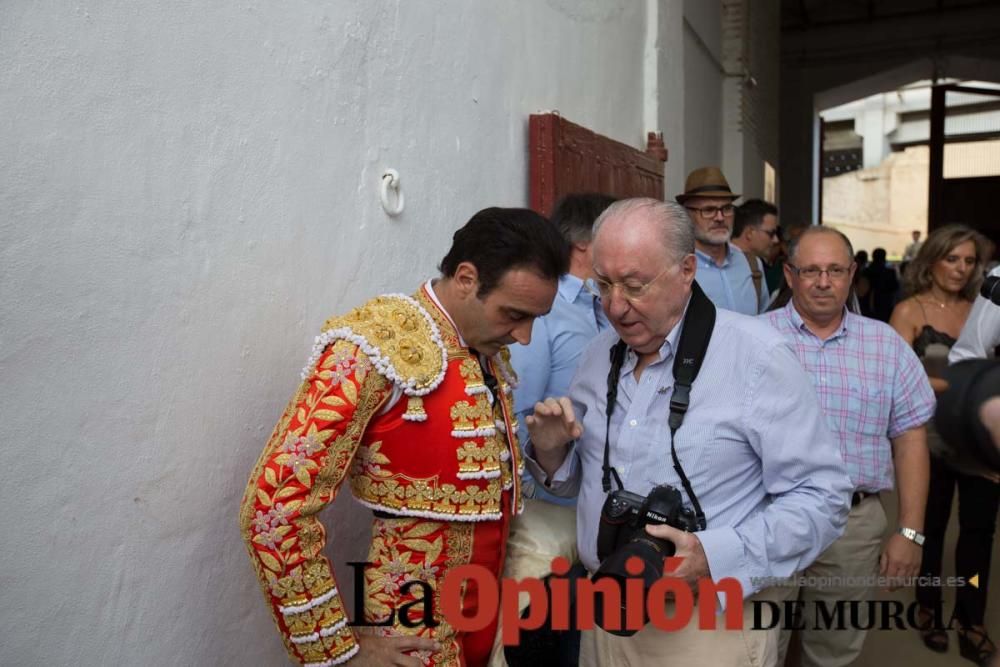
left=778, top=64, right=817, bottom=225
left=721, top=0, right=745, bottom=195
left=646, top=0, right=687, bottom=195
left=855, top=94, right=898, bottom=168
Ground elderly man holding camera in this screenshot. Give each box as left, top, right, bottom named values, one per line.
left=524, top=198, right=852, bottom=666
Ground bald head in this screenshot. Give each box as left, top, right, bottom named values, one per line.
left=787, top=226, right=854, bottom=266
left=592, top=198, right=695, bottom=265
left=589, top=198, right=697, bottom=355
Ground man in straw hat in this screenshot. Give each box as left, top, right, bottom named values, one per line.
left=677, top=166, right=769, bottom=315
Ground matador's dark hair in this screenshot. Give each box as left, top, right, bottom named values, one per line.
left=439, top=207, right=570, bottom=297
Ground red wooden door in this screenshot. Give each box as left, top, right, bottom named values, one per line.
left=529, top=113, right=668, bottom=217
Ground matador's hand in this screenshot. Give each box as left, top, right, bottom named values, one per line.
left=353, top=634, right=440, bottom=667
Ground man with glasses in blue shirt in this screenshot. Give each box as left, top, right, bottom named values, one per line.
left=504, top=194, right=616, bottom=666
left=509, top=193, right=616, bottom=504
left=524, top=198, right=851, bottom=665
left=678, top=167, right=769, bottom=315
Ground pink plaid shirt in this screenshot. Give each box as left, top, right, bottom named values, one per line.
left=764, top=302, right=935, bottom=492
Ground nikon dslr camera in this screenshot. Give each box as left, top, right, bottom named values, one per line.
left=592, top=484, right=701, bottom=636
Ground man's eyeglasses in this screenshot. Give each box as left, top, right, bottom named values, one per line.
left=758, top=227, right=780, bottom=239
left=787, top=264, right=853, bottom=280
left=585, top=267, right=671, bottom=302
left=685, top=204, right=735, bottom=220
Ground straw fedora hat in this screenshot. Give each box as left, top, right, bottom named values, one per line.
left=676, top=166, right=740, bottom=204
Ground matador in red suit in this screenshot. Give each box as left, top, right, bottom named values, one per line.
left=240, top=208, right=569, bottom=667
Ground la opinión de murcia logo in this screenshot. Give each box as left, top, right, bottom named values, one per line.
left=346, top=557, right=970, bottom=641
left=348, top=556, right=743, bottom=642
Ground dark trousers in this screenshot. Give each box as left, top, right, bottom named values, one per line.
left=915, top=455, right=1000, bottom=626
left=503, top=564, right=584, bottom=667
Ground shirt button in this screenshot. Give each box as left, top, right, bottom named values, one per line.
left=629, top=419, right=638, bottom=427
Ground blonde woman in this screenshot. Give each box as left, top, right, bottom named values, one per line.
left=890, top=225, right=998, bottom=666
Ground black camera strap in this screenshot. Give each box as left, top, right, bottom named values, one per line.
left=602, top=340, right=629, bottom=493
left=600, top=281, right=716, bottom=531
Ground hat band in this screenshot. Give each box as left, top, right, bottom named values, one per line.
left=685, top=184, right=733, bottom=196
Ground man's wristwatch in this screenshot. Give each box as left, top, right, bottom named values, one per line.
left=897, top=526, right=926, bottom=546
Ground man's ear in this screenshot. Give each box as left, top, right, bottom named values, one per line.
left=452, top=261, right=480, bottom=298
left=783, top=262, right=795, bottom=285
left=679, top=253, right=697, bottom=285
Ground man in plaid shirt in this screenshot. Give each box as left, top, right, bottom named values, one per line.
left=764, top=226, right=935, bottom=667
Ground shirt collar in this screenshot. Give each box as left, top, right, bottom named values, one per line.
left=694, top=243, right=735, bottom=268
left=424, top=279, right=467, bottom=347
left=784, top=300, right=850, bottom=341
left=557, top=273, right=588, bottom=302
left=621, top=295, right=690, bottom=375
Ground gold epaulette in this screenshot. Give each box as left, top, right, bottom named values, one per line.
left=300, top=293, right=448, bottom=396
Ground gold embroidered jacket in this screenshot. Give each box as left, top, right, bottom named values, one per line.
left=239, top=285, right=523, bottom=666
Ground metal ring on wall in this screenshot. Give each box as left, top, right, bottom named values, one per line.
left=380, top=168, right=404, bottom=217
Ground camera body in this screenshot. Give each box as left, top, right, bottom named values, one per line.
left=591, top=483, right=701, bottom=636
left=596, top=483, right=700, bottom=563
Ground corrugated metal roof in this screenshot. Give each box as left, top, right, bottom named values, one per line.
left=890, top=107, right=1000, bottom=144
left=944, top=139, right=1000, bottom=178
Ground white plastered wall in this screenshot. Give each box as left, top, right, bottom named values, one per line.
left=683, top=0, right=724, bottom=176
left=0, top=1, right=763, bottom=664
left=0, top=1, right=649, bottom=664
left=679, top=0, right=779, bottom=201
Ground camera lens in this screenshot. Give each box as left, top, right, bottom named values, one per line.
left=591, top=535, right=676, bottom=636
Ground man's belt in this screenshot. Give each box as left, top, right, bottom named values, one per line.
left=851, top=490, right=879, bottom=507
